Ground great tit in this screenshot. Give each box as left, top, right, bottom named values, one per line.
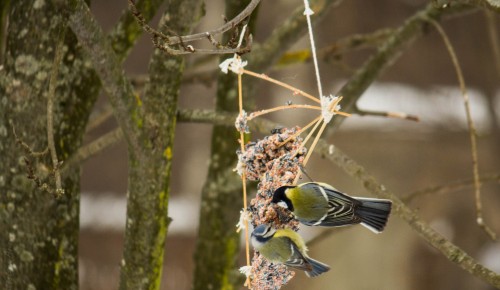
left=251, top=224, right=330, bottom=277
left=272, top=182, right=392, bottom=233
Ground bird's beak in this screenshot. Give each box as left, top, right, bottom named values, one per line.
left=277, top=201, right=288, bottom=209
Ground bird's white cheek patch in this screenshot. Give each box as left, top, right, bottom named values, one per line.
left=277, top=201, right=288, bottom=209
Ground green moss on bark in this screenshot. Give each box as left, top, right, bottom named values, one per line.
left=0, top=1, right=91, bottom=289
left=0, top=1, right=165, bottom=289
left=118, top=1, right=204, bottom=290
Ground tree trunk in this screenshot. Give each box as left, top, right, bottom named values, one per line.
left=0, top=1, right=98, bottom=289
left=192, top=1, right=259, bottom=289
left=116, top=1, right=204, bottom=289
left=0, top=0, right=165, bottom=289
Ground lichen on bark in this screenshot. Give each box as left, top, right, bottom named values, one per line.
left=0, top=1, right=95, bottom=289
left=0, top=0, right=166, bottom=289
left=115, top=1, right=205, bottom=290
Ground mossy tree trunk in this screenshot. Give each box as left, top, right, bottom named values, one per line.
left=69, top=0, right=204, bottom=287
left=193, top=1, right=258, bottom=289
left=0, top=1, right=98, bottom=289
left=117, top=1, right=204, bottom=289
left=0, top=0, right=165, bottom=289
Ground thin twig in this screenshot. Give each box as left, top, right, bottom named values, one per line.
left=291, top=119, right=323, bottom=184
left=236, top=70, right=251, bottom=288
left=247, top=104, right=321, bottom=121
left=293, top=97, right=346, bottom=184
left=131, top=70, right=218, bottom=88
left=128, top=0, right=254, bottom=55
left=61, top=128, right=124, bottom=173
left=127, top=0, right=172, bottom=42
left=86, top=105, right=114, bottom=132
left=242, top=69, right=320, bottom=103
left=292, top=115, right=323, bottom=158
left=278, top=115, right=322, bottom=147
left=428, top=17, right=496, bottom=241
left=354, top=107, right=420, bottom=122
left=232, top=24, right=252, bottom=287
left=47, top=26, right=66, bottom=197
left=167, top=0, right=261, bottom=45
left=293, top=120, right=327, bottom=184
left=403, top=173, right=500, bottom=203
left=11, top=124, right=49, bottom=157
left=109, top=0, right=165, bottom=62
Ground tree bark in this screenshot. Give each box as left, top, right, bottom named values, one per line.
left=118, top=1, right=204, bottom=289
left=0, top=0, right=165, bottom=289
left=0, top=1, right=97, bottom=289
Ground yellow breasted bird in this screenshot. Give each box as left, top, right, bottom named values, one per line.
left=251, top=224, right=330, bottom=277
left=272, top=182, right=392, bottom=233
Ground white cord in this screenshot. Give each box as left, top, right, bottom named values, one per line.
left=303, top=0, right=323, bottom=99
left=237, top=24, right=248, bottom=48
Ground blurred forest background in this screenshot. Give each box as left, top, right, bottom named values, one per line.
left=81, top=0, right=500, bottom=289
left=1, top=0, right=500, bottom=290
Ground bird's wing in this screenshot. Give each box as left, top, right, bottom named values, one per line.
left=283, top=240, right=312, bottom=272
left=320, top=186, right=362, bottom=227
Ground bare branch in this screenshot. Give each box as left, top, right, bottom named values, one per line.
left=316, top=140, right=500, bottom=288
left=403, top=173, right=500, bottom=203
left=109, top=0, right=165, bottom=62
left=427, top=17, right=496, bottom=240
left=128, top=0, right=254, bottom=55
left=69, top=0, right=144, bottom=160
left=62, top=128, right=123, bottom=173
left=11, top=124, right=49, bottom=157
left=86, top=105, right=114, bottom=132
left=353, top=106, right=420, bottom=122
left=327, top=2, right=475, bottom=134
left=167, top=0, right=261, bottom=45
left=47, top=27, right=66, bottom=197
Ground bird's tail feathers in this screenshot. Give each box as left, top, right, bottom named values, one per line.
left=305, top=257, right=330, bottom=278
left=355, top=197, right=392, bottom=234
